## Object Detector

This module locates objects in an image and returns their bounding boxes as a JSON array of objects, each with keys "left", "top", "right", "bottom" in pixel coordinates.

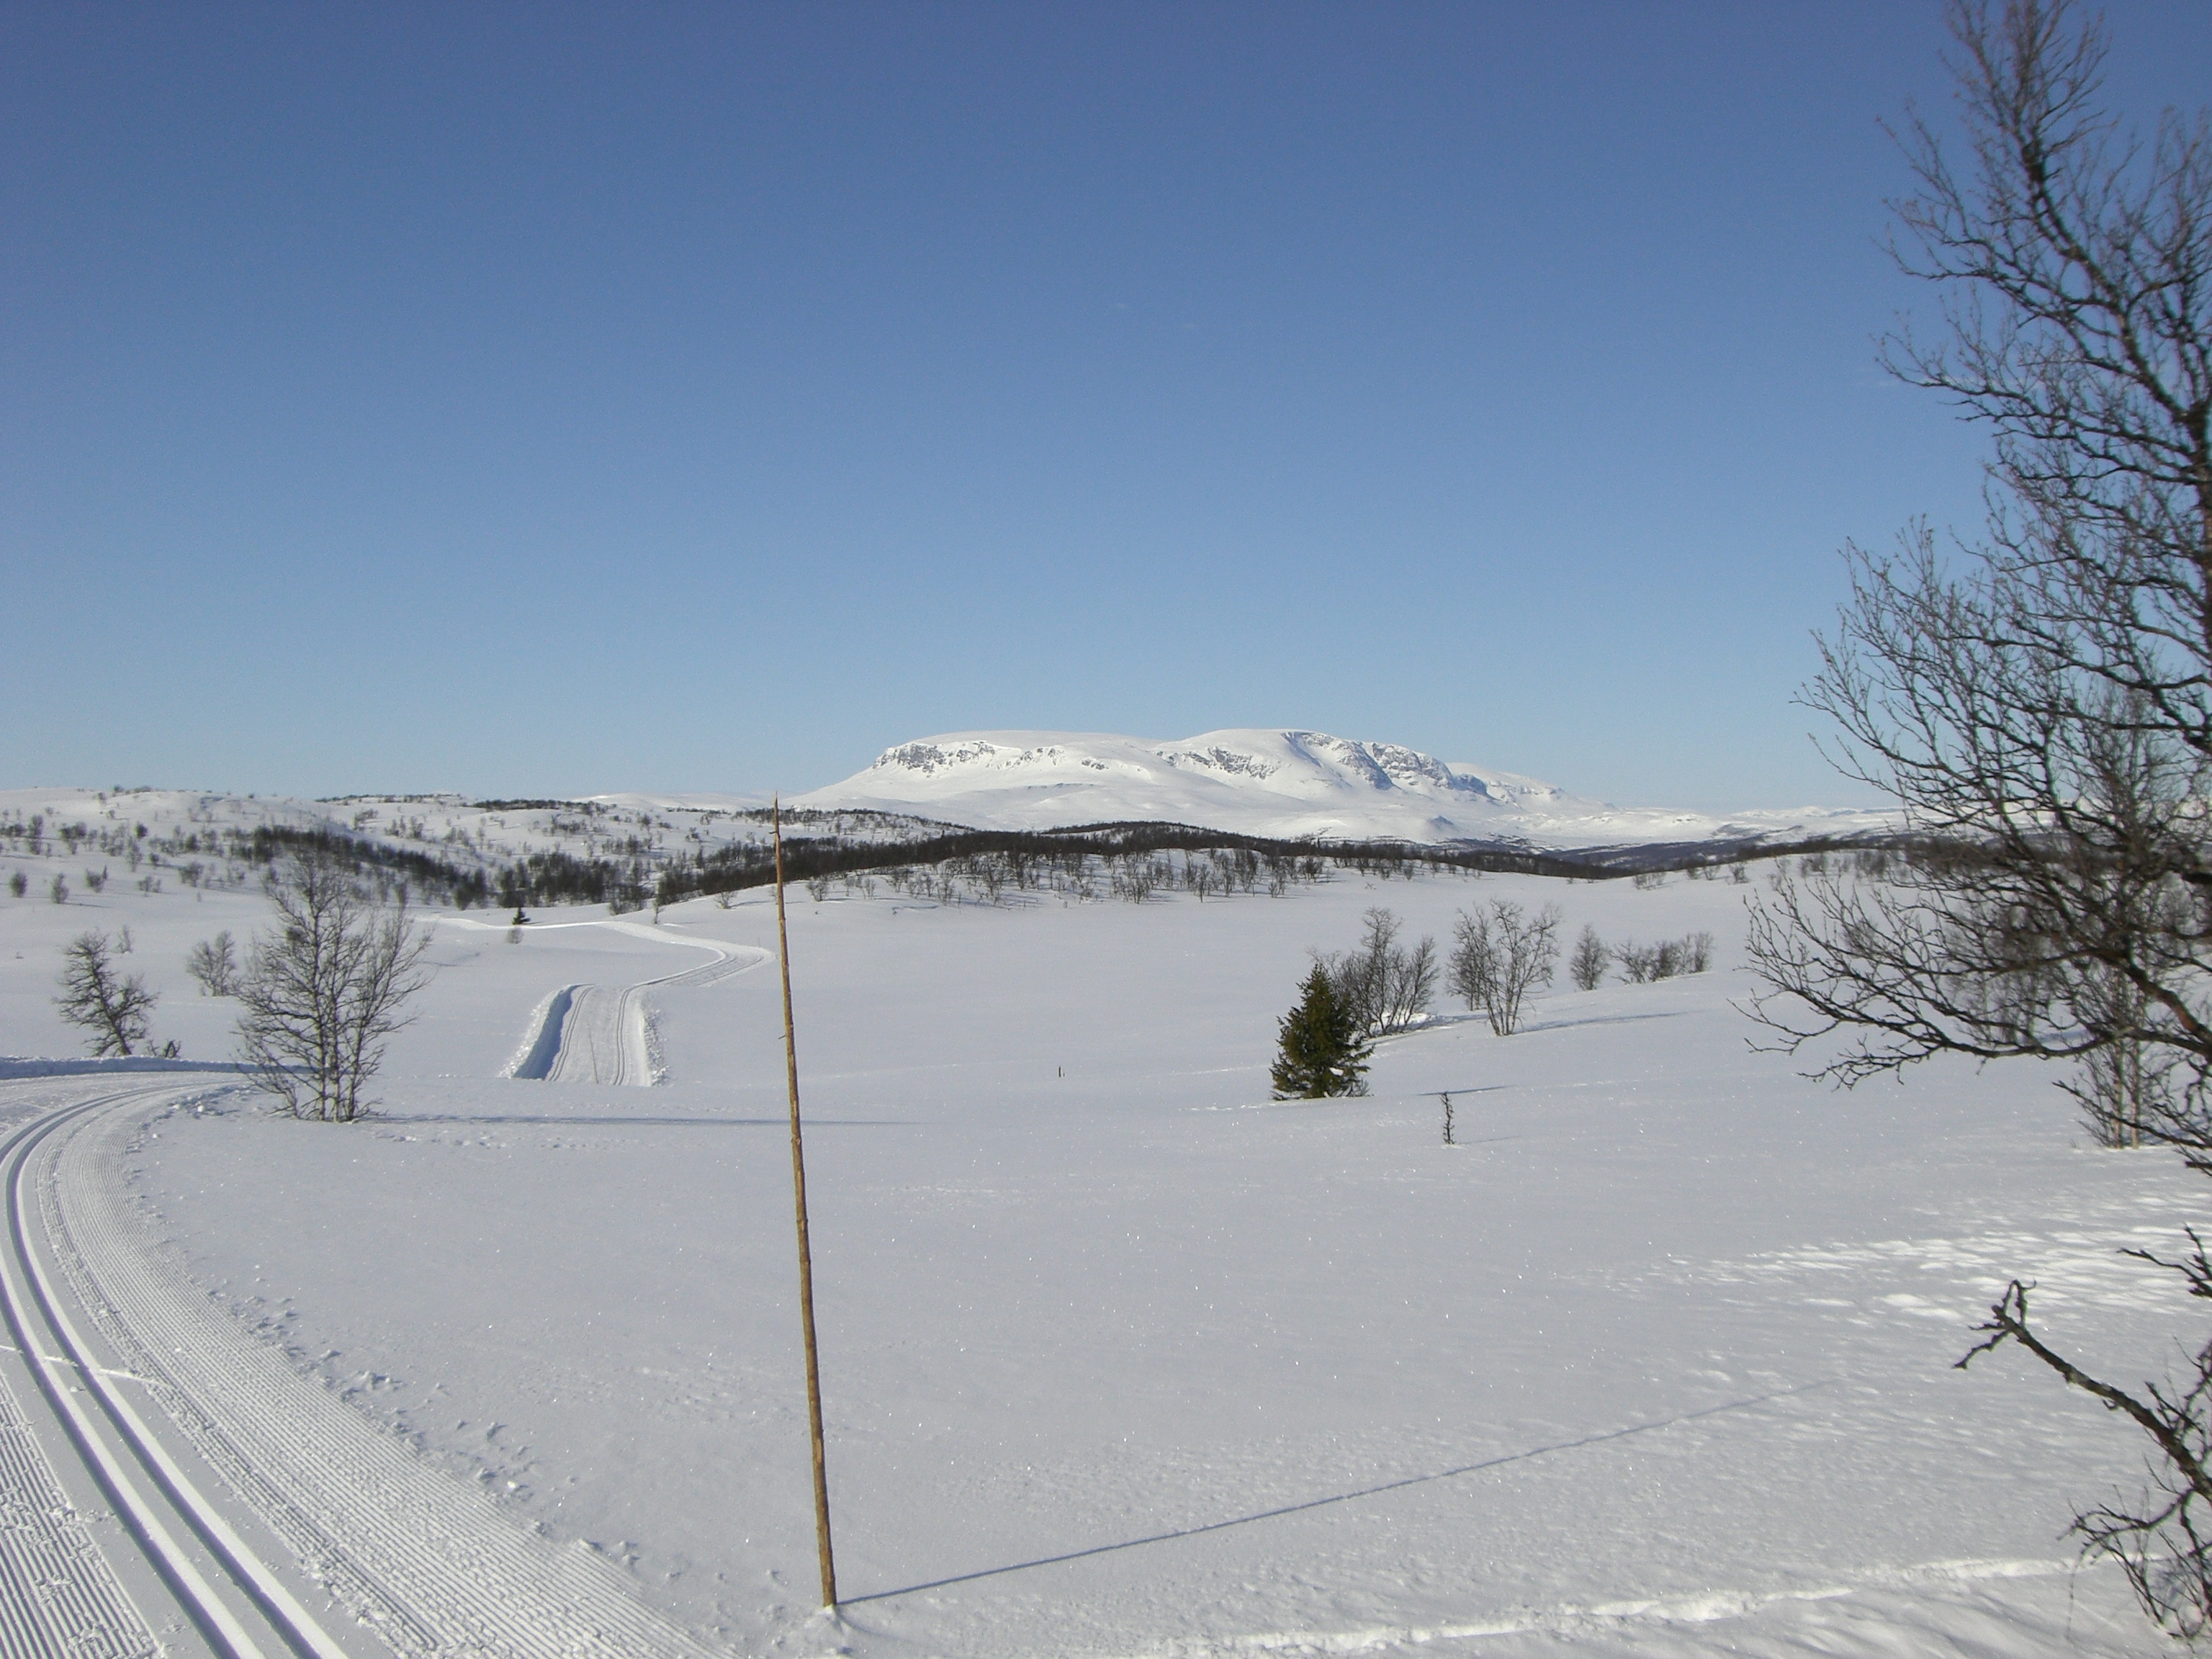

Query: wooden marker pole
[{"left": 774, "top": 801, "right": 837, "bottom": 1609}]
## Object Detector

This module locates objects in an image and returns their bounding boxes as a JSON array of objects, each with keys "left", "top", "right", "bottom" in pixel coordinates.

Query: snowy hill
[
  {"left": 796, "top": 729, "right": 1891, "bottom": 850},
  {"left": 0, "top": 786, "right": 956, "bottom": 915}
]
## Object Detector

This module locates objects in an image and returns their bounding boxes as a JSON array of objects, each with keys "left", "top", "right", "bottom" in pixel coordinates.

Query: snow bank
[{"left": 0, "top": 1056, "right": 240, "bottom": 1079}]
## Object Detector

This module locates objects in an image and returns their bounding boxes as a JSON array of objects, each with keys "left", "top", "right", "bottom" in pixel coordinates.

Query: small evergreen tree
[{"left": 1270, "top": 964, "right": 1372, "bottom": 1099}]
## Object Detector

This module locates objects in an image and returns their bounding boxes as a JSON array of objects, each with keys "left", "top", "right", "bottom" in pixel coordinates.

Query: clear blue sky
[{"left": 6, "top": 2, "right": 2207, "bottom": 809}]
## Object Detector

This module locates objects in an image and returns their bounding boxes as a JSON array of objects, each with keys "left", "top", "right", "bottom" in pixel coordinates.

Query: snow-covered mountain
[
  {"left": 796, "top": 729, "right": 1891, "bottom": 850},
  {"left": 0, "top": 732, "right": 1887, "bottom": 874}
]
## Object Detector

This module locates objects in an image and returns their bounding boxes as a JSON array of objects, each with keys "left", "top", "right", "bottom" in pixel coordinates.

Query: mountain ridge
[{"left": 795, "top": 728, "right": 1889, "bottom": 850}]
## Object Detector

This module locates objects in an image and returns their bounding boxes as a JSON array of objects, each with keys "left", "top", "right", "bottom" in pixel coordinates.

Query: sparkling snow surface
[{"left": 0, "top": 842, "right": 2192, "bottom": 1657}]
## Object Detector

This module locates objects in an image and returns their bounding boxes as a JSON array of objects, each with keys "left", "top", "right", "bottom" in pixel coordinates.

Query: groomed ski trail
[
  {"left": 461, "top": 919, "right": 768, "bottom": 1087},
  {"left": 31, "top": 1084, "right": 728, "bottom": 1658},
  {"left": 0, "top": 1083, "right": 188, "bottom": 1658}
]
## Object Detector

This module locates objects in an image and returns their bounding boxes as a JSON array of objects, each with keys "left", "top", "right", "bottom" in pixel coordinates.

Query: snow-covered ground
[
  {"left": 797, "top": 729, "right": 1894, "bottom": 850},
  {"left": 0, "top": 836, "right": 2194, "bottom": 1656}
]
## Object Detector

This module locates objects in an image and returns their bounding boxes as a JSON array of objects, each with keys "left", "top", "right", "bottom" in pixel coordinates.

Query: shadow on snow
[{"left": 845, "top": 1381, "right": 1835, "bottom": 1607}]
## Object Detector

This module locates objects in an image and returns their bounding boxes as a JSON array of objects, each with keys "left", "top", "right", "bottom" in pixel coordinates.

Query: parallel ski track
[
  {"left": 0, "top": 1084, "right": 169, "bottom": 1659},
  {"left": 0, "top": 1352, "right": 160, "bottom": 1659},
  {"left": 0, "top": 1082, "right": 301, "bottom": 1658},
  {"left": 16, "top": 1085, "right": 725, "bottom": 1659},
  {"left": 495, "top": 924, "right": 767, "bottom": 1087},
  {"left": 539, "top": 984, "right": 647, "bottom": 1087}
]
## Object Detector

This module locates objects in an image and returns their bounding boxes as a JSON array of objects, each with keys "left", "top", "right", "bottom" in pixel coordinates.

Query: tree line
[{"left": 1273, "top": 902, "right": 1719, "bottom": 1097}]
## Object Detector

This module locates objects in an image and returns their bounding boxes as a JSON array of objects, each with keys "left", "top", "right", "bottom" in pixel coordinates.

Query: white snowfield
[
  {"left": 795, "top": 728, "right": 1893, "bottom": 850},
  {"left": 0, "top": 829, "right": 2192, "bottom": 1656}
]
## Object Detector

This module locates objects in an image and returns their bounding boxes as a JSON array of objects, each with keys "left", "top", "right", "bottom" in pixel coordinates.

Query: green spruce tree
[{"left": 1271, "top": 963, "right": 1372, "bottom": 1099}]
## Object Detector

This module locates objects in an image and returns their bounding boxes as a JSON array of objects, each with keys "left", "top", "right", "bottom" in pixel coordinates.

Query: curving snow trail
[
  {"left": 1, "top": 1079, "right": 727, "bottom": 1658},
  {"left": 460, "top": 920, "right": 768, "bottom": 1087},
  {"left": 0, "top": 1082, "right": 202, "bottom": 1658},
  {"left": 0, "top": 917, "right": 774, "bottom": 1653}
]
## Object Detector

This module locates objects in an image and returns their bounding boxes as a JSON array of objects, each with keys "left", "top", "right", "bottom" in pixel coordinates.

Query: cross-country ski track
[
  {"left": 475, "top": 919, "right": 770, "bottom": 1087},
  {"left": 0, "top": 917, "right": 765, "bottom": 1655}
]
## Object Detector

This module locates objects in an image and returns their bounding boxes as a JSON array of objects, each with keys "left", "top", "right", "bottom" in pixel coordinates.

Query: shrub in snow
[
  {"left": 186, "top": 930, "right": 238, "bottom": 997},
  {"left": 1617, "top": 932, "right": 1714, "bottom": 984},
  {"left": 1449, "top": 899, "right": 1560, "bottom": 1035},
  {"left": 1321, "top": 907, "right": 1437, "bottom": 1035},
  {"left": 1569, "top": 925, "right": 1610, "bottom": 992}
]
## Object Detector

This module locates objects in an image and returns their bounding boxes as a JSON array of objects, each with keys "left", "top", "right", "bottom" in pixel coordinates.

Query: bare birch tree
[
  {"left": 1450, "top": 900, "right": 1560, "bottom": 1035},
  {"left": 1569, "top": 925, "right": 1611, "bottom": 992},
  {"left": 236, "top": 853, "right": 433, "bottom": 1122},
  {"left": 1746, "top": 0, "right": 2212, "bottom": 1632},
  {"left": 1323, "top": 907, "right": 1437, "bottom": 1035},
  {"left": 55, "top": 931, "right": 156, "bottom": 1057},
  {"left": 186, "top": 930, "right": 238, "bottom": 997}
]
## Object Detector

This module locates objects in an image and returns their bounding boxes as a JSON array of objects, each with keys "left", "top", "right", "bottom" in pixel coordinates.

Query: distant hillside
[
  {"left": 0, "top": 741, "right": 1892, "bottom": 918},
  {"left": 0, "top": 788, "right": 946, "bottom": 914}
]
